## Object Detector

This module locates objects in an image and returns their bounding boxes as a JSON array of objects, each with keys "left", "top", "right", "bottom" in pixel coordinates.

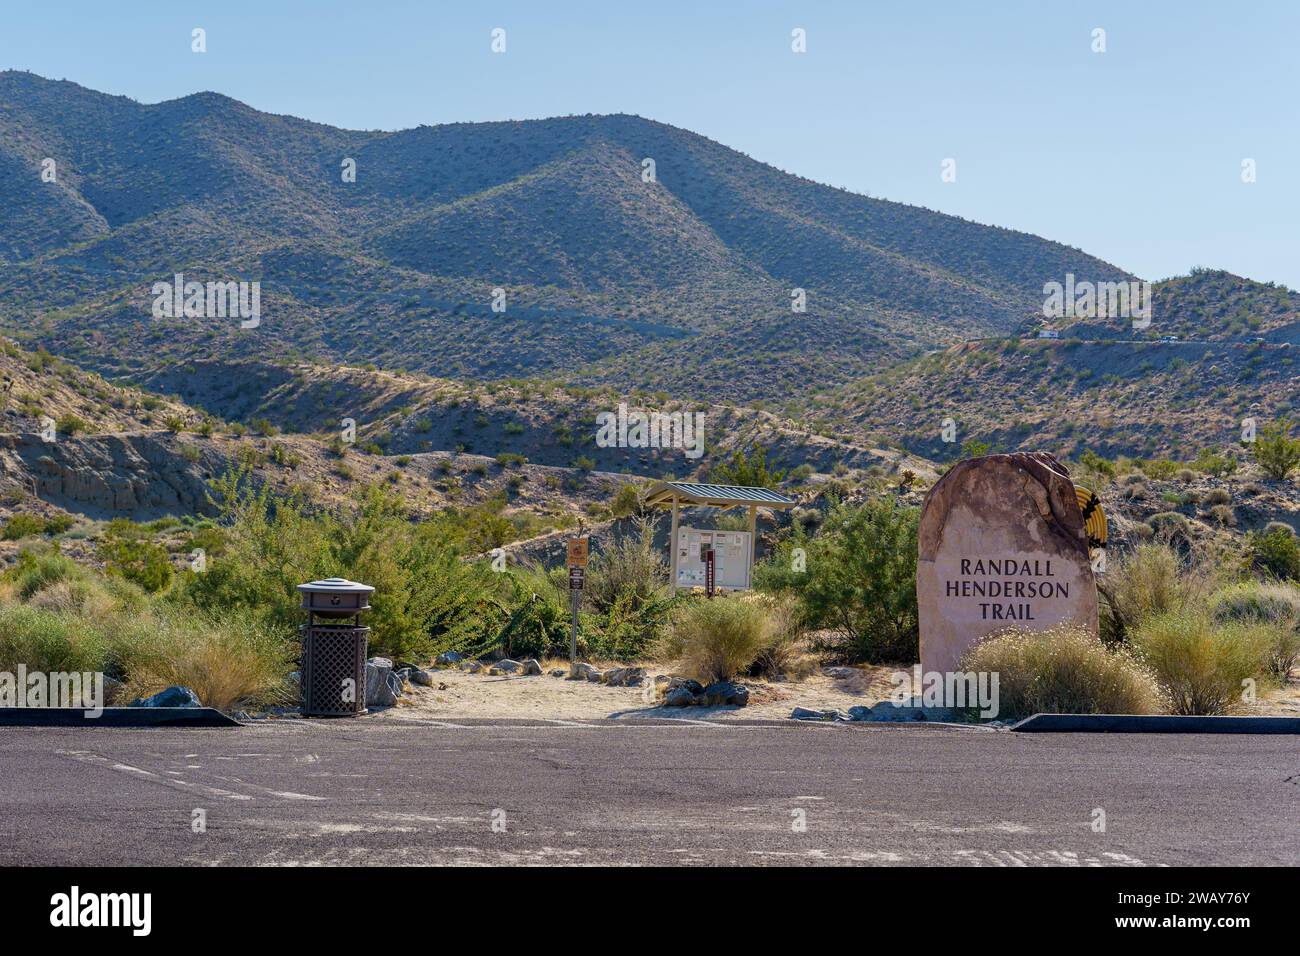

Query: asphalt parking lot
[{"left": 3, "top": 718, "right": 1297, "bottom": 866}]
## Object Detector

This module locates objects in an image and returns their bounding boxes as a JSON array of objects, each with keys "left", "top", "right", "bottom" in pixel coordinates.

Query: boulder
[
  {"left": 855, "top": 699, "right": 954, "bottom": 722},
  {"left": 130, "top": 685, "right": 201, "bottom": 708},
  {"left": 790, "top": 706, "right": 844, "bottom": 721},
  {"left": 568, "top": 662, "right": 601, "bottom": 681},
  {"left": 549, "top": 669, "right": 568, "bottom": 678},
  {"left": 664, "top": 687, "right": 698, "bottom": 707},
  {"left": 492, "top": 659, "right": 523, "bottom": 674},
  {"left": 408, "top": 668, "right": 435, "bottom": 687},
  {"left": 365, "top": 657, "right": 399, "bottom": 708},
  {"left": 458, "top": 660, "right": 483, "bottom": 673},
  {"left": 701, "top": 681, "right": 748, "bottom": 707},
  {"left": 521, "top": 658, "right": 543, "bottom": 676},
  {"left": 663, "top": 677, "right": 704, "bottom": 696},
  {"left": 435, "top": 651, "right": 463, "bottom": 666},
  {"left": 602, "top": 666, "right": 647, "bottom": 687}
]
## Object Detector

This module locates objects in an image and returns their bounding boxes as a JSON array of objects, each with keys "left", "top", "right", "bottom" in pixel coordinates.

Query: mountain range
[
  {"left": 0, "top": 69, "right": 1137, "bottom": 403},
  {"left": 0, "top": 70, "right": 1295, "bottom": 466}
]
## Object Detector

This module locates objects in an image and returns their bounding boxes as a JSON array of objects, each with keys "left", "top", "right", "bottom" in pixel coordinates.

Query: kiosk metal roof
[{"left": 643, "top": 481, "right": 797, "bottom": 509}]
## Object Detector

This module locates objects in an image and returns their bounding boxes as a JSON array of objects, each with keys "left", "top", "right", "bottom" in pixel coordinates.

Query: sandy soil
[
  {"left": 373, "top": 664, "right": 904, "bottom": 722},
  {"left": 372, "top": 662, "right": 1300, "bottom": 722}
]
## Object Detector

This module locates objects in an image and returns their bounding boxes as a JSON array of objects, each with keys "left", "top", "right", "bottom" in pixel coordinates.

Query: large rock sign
[{"left": 917, "top": 452, "right": 1099, "bottom": 675}]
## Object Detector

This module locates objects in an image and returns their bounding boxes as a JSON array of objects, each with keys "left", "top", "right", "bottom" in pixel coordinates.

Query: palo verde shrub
[
  {"left": 1131, "top": 609, "right": 1271, "bottom": 714},
  {"left": 581, "top": 518, "right": 674, "bottom": 658},
  {"left": 960, "top": 625, "right": 1164, "bottom": 719},
  {"left": 757, "top": 496, "right": 918, "bottom": 663}
]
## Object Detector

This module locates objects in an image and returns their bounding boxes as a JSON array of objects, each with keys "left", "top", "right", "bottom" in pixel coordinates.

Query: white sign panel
[{"left": 674, "top": 527, "right": 752, "bottom": 591}]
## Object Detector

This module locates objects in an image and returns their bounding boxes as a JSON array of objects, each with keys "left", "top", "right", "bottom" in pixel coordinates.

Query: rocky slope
[{"left": 0, "top": 70, "right": 1131, "bottom": 403}]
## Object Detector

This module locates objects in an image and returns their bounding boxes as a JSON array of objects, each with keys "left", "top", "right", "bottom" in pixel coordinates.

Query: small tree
[
  {"left": 55, "top": 413, "right": 87, "bottom": 436},
  {"left": 757, "top": 497, "right": 919, "bottom": 662},
  {"left": 709, "top": 444, "right": 785, "bottom": 489},
  {"left": 1253, "top": 418, "right": 1300, "bottom": 480}
]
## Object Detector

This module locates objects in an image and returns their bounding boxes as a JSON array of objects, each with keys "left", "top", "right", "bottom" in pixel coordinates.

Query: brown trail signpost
[{"left": 567, "top": 535, "right": 588, "bottom": 669}]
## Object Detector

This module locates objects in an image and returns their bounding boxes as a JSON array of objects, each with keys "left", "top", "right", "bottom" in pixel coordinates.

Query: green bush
[
  {"left": 99, "top": 524, "right": 173, "bottom": 593},
  {"left": 1098, "top": 542, "right": 1202, "bottom": 643},
  {"left": 708, "top": 444, "right": 785, "bottom": 489},
  {"left": 608, "top": 483, "right": 643, "bottom": 518},
  {"left": 1253, "top": 418, "right": 1300, "bottom": 480},
  {"left": 0, "top": 603, "right": 109, "bottom": 674},
  {"left": 179, "top": 473, "right": 500, "bottom": 661},
  {"left": 960, "top": 625, "right": 1164, "bottom": 719},
  {"left": 1132, "top": 609, "right": 1271, "bottom": 714},
  {"left": 5, "top": 547, "right": 84, "bottom": 600},
  {"left": 582, "top": 518, "right": 674, "bottom": 658},
  {"left": 1250, "top": 527, "right": 1300, "bottom": 581},
  {"left": 1, "top": 513, "right": 50, "bottom": 540},
  {"left": 757, "top": 497, "right": 918, "bottom": 662},
  {"left": 55, "top": 413, "right": 87, "bottom": 436},
  {"left": 491, "top": 568, "right": 570, "bottom": 660}
]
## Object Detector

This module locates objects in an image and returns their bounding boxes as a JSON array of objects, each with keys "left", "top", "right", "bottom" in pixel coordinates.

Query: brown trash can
[{"left": 297, "top": 578, "right": 374, "bottom": 717}]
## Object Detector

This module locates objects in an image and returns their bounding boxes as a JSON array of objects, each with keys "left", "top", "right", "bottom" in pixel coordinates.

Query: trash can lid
[{"left": 296, "top": 577, "right": 375, "bottom": 595}]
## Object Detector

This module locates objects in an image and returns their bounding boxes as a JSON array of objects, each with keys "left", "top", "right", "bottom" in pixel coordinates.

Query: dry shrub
[
  {"left": 1099, "top": 542, "right": 1215, "bottom": 642},
  {"left": 663, "top": 595, "right": 786, "bottom": 684},
  {"left": 748, "top": 594, "right": 806, "bottom": 679},
  {"left": 116, "top": 609, "right": 295, "bottom": 711},
  {"left": 1131, "top": 609, "right": 1271, "bottom": 714},
  {"left": 1209, "top": 581, "right": 1300, "bottom": 679},
  {"left": 960, "top": 625, "right": 1164, "bottom": 719},
  {"left": 28, "top": 578, "right": 118, "bottom": 620}
]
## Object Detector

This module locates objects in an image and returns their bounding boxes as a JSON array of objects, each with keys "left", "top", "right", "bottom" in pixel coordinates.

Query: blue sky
[{"left": 4, "top": 1, "right": 1296, "bottom": 287}]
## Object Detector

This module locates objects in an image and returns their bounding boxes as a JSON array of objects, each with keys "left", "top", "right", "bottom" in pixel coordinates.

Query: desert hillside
[{"left": 0, "top": 70, "right": 1130, "bottom": 402}]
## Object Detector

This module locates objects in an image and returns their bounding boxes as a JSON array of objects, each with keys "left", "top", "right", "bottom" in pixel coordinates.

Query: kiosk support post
[{"left": 668, "top": 496, "right": 680, "bottom": 595}]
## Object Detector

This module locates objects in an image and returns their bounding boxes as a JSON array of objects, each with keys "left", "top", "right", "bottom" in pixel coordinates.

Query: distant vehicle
[
  {"left": 1159, "top": 335, "right": 1179, "bottom": 343},
  {"left": 1037, "top": 329, "right": 1060, "bottom": 339}
]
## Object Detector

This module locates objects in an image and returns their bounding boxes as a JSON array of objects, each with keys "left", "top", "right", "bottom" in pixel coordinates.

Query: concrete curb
[
  {"left": 1011, "top": 713, "right": 1300, "bottom": 734},
  {"left": 0, "top": 707, "right": 241, "bottom": 728}
]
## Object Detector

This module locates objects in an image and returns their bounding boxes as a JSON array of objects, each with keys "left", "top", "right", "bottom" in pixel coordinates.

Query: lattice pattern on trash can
[
  {"left": 297, "top": 578, "right": 374, "bottom": 718},
  {"left": 301, "top": 625, "right": 369, "bottom": 716}
]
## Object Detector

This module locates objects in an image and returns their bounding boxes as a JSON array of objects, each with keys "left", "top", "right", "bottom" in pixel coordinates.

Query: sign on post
[{"left": 566, "top": 536, "right": 588, "bottom": 669}]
